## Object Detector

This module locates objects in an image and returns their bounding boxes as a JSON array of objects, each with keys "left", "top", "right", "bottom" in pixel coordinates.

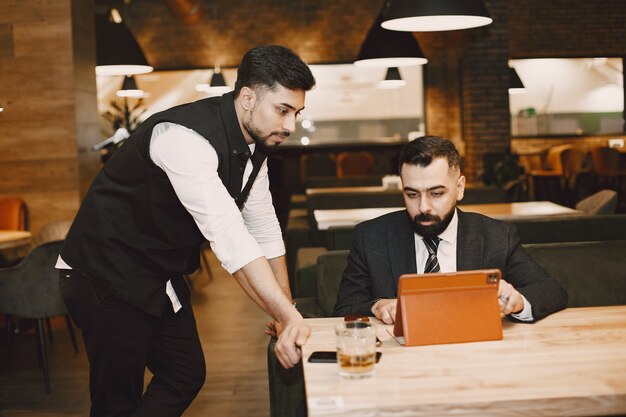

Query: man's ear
[
  {"left": 457, "top": 174, "right": 466, "bottom": 201},
  {"left": 239, "top": 86, "right": 256, "bottom": 111}
]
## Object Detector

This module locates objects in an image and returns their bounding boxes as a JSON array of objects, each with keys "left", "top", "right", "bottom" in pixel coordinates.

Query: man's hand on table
[
  {"left": 498, "top": 279, "right": 524, "bottom": 315},
  {"left": 272, "top": 317, "right": 310, "bottom": 368},
  {"left": 371, "top": 298, "right": 397, "bottom": 324}
]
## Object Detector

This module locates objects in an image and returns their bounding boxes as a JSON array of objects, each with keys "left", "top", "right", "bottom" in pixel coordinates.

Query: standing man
[
  {"left": 333, "top": 136, "right": 567, "bottom": 323},
  {"left": 58, "top": 45, "right": 315, "bottom": 416}
]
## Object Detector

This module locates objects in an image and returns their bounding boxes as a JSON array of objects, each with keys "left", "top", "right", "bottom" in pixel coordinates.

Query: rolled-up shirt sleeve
[
  {"left": 150, "top": 122, "right": 266, "bottom": 274},
  {"left": 241, "top": 159, "right": 286, "bottom": 260}
]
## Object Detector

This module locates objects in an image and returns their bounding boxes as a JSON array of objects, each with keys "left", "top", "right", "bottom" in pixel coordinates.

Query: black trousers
[{"left": 59, "top": 270, "right": 206, "bottom": 417}]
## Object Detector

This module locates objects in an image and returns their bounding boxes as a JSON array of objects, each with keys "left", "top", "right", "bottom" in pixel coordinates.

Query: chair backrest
[
  {"left": 560, "top": 147, "right": 587, "bottom": 179},
  {"left": 524, "top": 240, "right": 626, "bottom": 307},
  {"left": 316, "top": 250, "right": 349, "bottom": 316},
  {"left": 29, "top": 220, "right": 72, "bottom": 249},
  {"left": 509, "top": 214, "right": 626, "bottom": 244},
  {"left": 0, "top": 197, "right": 29, "bottom": 230},
  {"left": 590, "top": 146, "right": 620, "bottom": 175},
  {"left": 544, "top": 144, "right": 573, "bottom": 173},
  {"left": 299, "top": 153, "right": 336, "bottom": 183},
  {"left": 0, "top": 240, "right": 67, "bottom": 318},
  {"left": 575, "top": 189, "right": 618, "bottom": 215},
  {"left": 336, "top": 151, "right": 374, "bottom": 178}
]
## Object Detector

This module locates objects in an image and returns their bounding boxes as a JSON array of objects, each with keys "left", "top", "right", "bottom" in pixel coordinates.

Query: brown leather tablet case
[{"left": 392, "top": 269, "right": 503, "bottom": 346}]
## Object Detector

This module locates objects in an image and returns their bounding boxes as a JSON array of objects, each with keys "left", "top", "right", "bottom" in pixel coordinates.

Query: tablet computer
[{"left": 392, "top": 269, "right": 503, "bottom": 346}]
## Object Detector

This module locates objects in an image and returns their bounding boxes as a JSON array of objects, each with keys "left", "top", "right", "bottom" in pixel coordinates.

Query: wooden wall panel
[{"left": 0, "top": 0, "right": 98, "bottom": 234}]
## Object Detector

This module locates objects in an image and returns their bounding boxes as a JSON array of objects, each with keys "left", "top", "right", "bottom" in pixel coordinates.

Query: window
[{"left": 510, "top": 58, "right": 624, "bottom": 137}]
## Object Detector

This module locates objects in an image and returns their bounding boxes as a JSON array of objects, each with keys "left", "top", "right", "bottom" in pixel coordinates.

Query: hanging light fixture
[
  {"left": 195, "top": 67, "right": 232, "bottom": 95},
  {"left": 95, "top": 8, "right": 153, "bottom": 76},
  {"left": 508, "top": 67, "right": 526, "bottom": 94},
  {"left": 378, "top": 67, "right": 407, "bottom": 89},
  {"left": 117, "top": 75, "right": 144, "bottom": 98},
  {"left": 381, "top": 0, "right": 493, "bottom": 32},
  {"left": 354, "top": 9, "right": 427, "bottom": 67}
]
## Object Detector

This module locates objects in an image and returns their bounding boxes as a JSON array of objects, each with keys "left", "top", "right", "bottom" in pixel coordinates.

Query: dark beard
[
  {"left": 411, "top": 205, "right": 456, "bottom": 239},
  {"left": 243, "top": 120, "right": 289, "bottom": 154}
]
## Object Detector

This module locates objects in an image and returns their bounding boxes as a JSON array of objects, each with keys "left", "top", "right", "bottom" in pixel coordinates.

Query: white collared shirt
[
  {"left": 413, "top": 209, "right": 533, "bottom": 321},
  {"left": 57, "top": 122, "right": 285, "bottom": 312}
]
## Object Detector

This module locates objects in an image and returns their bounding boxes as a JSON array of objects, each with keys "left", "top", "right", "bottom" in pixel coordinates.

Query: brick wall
[
  {"left": 126, "top": 0, "right": 383, "bottom": 68},
  {"left": 122, "top": 0, "right": 626, "bottom": 185},
  {"left": 509, "top": 0, "right": 626, "bottom": 58}
]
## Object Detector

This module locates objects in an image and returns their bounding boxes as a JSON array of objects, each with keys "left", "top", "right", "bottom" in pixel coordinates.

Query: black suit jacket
[{"left": 333, "top": 209, "right": 567, "bottom": 321}]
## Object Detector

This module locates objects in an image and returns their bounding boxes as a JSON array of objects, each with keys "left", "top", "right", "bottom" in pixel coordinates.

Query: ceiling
[{"left": 95, "top": 0, "right": 383, "bottom": 70}]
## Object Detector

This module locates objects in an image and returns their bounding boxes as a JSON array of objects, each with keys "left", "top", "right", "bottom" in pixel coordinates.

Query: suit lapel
[
  {"left": 387, "top": 211, "right": 417, "bottom": 293},
  {"left": 456, "top": 209, "right": 484, "bottom": 270}
]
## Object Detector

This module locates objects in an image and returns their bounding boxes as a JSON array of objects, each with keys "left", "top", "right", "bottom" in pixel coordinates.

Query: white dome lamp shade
[{"left": 381, "top": 0, "right": 493, "bottom": 32}]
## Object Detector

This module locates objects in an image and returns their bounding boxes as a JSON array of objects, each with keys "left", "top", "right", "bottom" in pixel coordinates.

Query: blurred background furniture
[
  {"left": 0, "top": 240, "right": 77, "bottom": 394},
  {"left": 299, "top": 153, "right": 336, "bottom": 185},
  {"left": 528, "top": 144, "right": 572, "bottom": 204},
  {"left": 560, "top": 147, "right": 593, "bottom": 206},
  {"left": 574, "top": 189, "right": 618, "bottom": 215},
  {"left": 336, "top": 151, "right": 374, "bottom": 178},
  {"left": 0, "top": 197, "right": 29, "bottom": 231}
]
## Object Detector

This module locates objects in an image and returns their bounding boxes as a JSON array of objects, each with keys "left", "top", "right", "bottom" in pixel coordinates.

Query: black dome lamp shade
[
  {"left": 95, "top": 10, "right": 153, "bottom": 76},
  {"left": 117, "top": 75, "right": 144, "bottom": 98},
  {"left": 195, "top": 67, "right": 232, "bottom": 95},
  {"left": 381, "top": 0, "right": 493, "bottom": 32},
  {"left": 508, "top": 67, "right": 526, "bottom": 94},
  {"left": 355, "top": 10, "right": 427, "bottom": 67},
  {"left": 378, "top": 67, "right": 407, "bottom": 89}
]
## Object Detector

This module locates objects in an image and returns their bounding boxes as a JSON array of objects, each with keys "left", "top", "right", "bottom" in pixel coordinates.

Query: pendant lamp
[
  {"left": 117, "top": 76, "right": 144, "bottom": 98},
  {"left": 378, "top": 67, "right": 407, "bottom": 89},
  {"left": 196, "top": 67, "right": 232, "bottom": 95},
  {"left": 381, "top": 0, "right": 493, "bottom": 32},
  {"left": 95, "top": 8, "right": 153, "bottom": 76},
  {"left": 355, "top": 9, "right": 427, "bottom": 67},
  {"left": 508, "top": 67, "right": 525, "bottom": 94}
]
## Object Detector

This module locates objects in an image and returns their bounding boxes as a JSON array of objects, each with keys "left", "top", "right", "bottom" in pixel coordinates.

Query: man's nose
[
  {"left": 418, "top": 196, "right": 431, "bottom": 213},
  {"left": 283, "top": 115, "right": 296, "bottom": 133}
]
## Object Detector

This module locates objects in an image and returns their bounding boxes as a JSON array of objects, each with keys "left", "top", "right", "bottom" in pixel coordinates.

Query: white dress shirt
[
  {"left": 413, "top": 209, "right": 533, "bottom": 321},
  {"left": 57, "top": 122, "right": 285, "bottom": 312}
]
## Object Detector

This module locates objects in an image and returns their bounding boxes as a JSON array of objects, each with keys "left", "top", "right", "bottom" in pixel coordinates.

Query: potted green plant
[{"left": 99, "top": 97, "right": 146, "bottom": 162}]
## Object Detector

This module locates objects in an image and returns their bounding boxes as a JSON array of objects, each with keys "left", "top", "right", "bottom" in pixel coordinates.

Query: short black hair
[
  {"left": 234, "top": 45, "right": 316, "bottom": 97},
  {"left": 398, "top": 136, "right": 461, "bottom": 172}
]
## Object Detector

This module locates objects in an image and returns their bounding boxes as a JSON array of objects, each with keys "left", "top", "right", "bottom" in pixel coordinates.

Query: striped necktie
[{"left": 423, "top": 237, "right": 441, "bottom": 273}]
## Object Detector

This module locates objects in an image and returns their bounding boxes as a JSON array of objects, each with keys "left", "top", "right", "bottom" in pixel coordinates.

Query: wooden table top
[
  {"left": 313, "top": 201, "right": 584, "bottom": 230},
  {"left": 460, "top": 201, "right": 583, "bottom": 219},
  {"left": 306, "top": 186, "right": 393, "bottom": 196},
  {"left": 0, "top": 230, "right": 31, "bottom": 250},
  {"left": 302, "top": 306, "right": 626, "bottom": 417}
]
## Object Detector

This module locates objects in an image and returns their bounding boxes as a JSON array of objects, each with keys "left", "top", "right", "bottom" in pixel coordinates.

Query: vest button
[
  {"left": 240, "top": 166, "right": 244, "bottom": 172},
  {"left": 245, "top": 151, "right": 251, "bottom": 156},
  {"left": 232, "top": 150, "right": 237, "bottom": 155}
]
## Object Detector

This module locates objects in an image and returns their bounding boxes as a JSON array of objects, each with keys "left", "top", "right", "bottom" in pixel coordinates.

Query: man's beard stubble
[
  {"left": 243, "top": 112, "right": 289, "bottom": 154},
  {"left": 411, "top": 204, "right": 456, "bottom": 239}
]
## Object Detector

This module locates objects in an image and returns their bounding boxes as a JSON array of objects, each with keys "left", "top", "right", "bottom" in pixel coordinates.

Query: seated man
[{"left": 333, "top": 136, "right": 567, "bottom": 323}]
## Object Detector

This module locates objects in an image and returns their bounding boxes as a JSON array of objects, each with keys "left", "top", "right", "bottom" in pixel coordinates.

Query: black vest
[{"left": 61, "top": 92, "right": 267, "bottom": 316}]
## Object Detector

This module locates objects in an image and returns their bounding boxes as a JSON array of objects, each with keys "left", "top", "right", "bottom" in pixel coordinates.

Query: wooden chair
[
  {"left": 529, "top": 145, "right": 572, "bottom": 204},
  {"left": 0, "top": 197, "right": 29, "bottom": 231},
  {"left": 336, "top": 151, "right": 374, "bottom": 178},
  {"left": 0, "top": 240, "right": 77, "bottom": 394},
  {"left": 590, "top": 146, "right": 626, "bottom": 189}
]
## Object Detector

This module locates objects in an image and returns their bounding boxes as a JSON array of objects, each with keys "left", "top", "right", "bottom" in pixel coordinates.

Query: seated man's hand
[
  {"left": 498, "top": 279, "right": 524, "bottom": 315},
  {"left": 371, "top": 298, "right": 397, "bottom": 324},
  {"left": 274, "top": 317, "right": 310, "bottom": 369}
]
